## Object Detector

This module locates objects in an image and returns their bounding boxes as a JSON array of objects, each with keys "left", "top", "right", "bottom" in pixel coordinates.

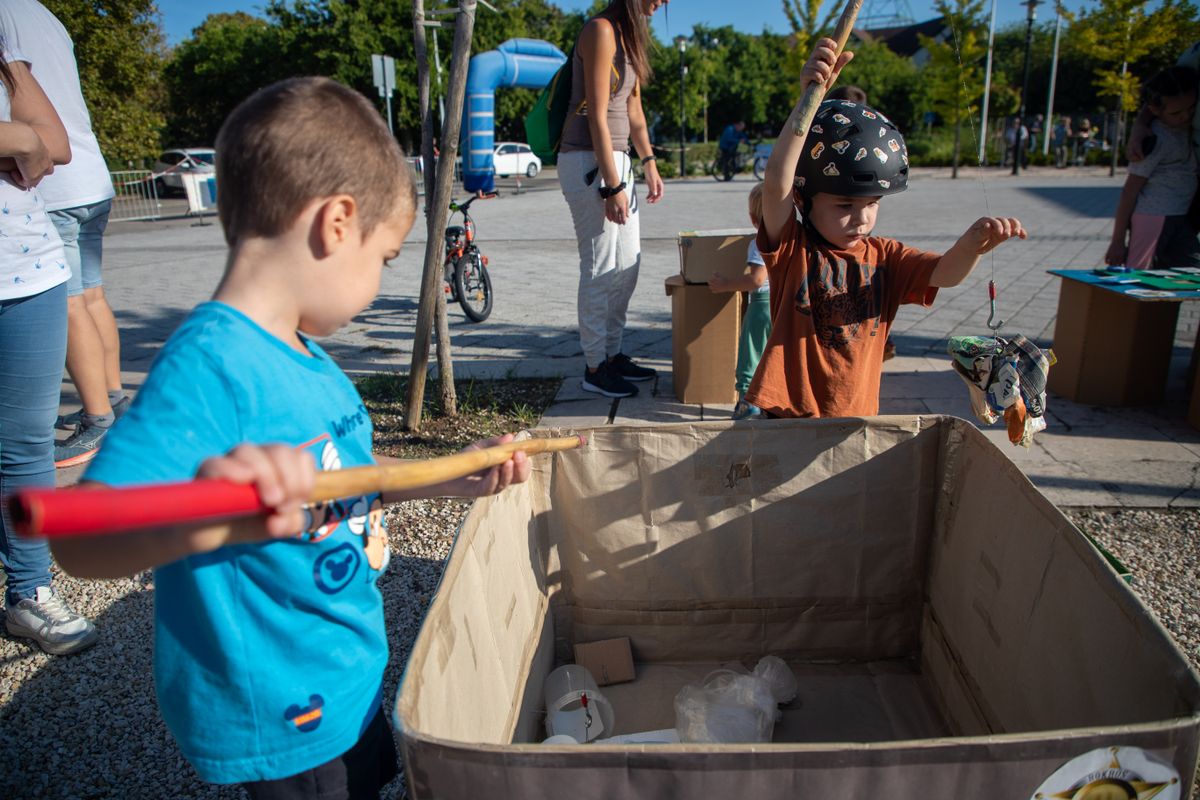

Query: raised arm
[{"left": 761, "top": 39, "right": 852, "bottom": 251}]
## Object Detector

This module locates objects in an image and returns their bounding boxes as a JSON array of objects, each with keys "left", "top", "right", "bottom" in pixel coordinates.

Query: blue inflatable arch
[{"left": 462, "top": 38, "right": 567, "bottom": 193}]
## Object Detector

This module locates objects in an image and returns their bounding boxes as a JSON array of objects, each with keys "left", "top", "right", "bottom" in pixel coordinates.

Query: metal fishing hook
[{"left": 986, "top": 279, "right": 1005, "bottom": 332}]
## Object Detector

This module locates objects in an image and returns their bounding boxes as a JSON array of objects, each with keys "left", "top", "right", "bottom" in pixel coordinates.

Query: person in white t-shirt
[
  {"left": 0, "top": 0, "right": 125, "bottom": 469},
  {"left": 0, "top": 36, "right": 100, "bottom": 655}
]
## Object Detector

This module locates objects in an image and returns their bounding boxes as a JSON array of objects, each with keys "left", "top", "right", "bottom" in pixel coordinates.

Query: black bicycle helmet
[{"left": 796, "top": 100, "right": 909, "bottom": 197}]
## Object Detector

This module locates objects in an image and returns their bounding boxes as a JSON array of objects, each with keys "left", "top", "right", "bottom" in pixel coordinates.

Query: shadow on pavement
[{"left": 1017, "top": 185, "right": 1121, "bottom": 219}]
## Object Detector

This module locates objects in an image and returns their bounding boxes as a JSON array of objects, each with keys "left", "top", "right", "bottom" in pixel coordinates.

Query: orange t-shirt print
[{"left": 745, "top": 209, "right": 941, "bottom": 418}]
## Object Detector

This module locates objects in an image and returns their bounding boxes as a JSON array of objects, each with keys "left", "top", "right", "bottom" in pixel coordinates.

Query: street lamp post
[
  {"left": 1013, "top": 0, "right": 1040, "bottom": 176},
  {"left": 675, "top": 35, "right": 688, "bottom": 178}
]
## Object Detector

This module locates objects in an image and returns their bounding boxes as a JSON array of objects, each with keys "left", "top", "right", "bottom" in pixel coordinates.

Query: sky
[{"left": 157, "top": 0, "right": 1085, "bottom": 47}]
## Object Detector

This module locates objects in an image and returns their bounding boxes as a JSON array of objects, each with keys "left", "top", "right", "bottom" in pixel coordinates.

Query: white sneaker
[{"left": 6, "top": 586, "right": 98, "bottom": 655}]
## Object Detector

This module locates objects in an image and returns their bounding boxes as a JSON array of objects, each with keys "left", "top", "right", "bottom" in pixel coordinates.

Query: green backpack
[{"left": 525, "top": 48, "right": 576, "bottom": 164}]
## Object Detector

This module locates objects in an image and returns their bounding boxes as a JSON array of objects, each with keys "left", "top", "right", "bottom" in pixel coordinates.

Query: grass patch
[{"left": 356, "top": 372, "right": 562, "bottom": 460}]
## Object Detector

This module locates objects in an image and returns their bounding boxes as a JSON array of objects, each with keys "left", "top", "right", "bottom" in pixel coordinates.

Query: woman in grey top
[{"left": 558, "top": 0, "right": 666, "bottom": 399}]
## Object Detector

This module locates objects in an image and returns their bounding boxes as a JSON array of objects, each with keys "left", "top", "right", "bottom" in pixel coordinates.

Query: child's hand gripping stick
[
  {"left": 790, "top": 0, "right": 865, "bottom": 140},
  {"left": 8, "top": 435, "right": 587, "bottom": 540}
]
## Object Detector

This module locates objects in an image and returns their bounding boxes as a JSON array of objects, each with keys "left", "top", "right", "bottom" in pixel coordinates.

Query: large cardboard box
[
  {"left": 394, "top": 418, "right": 1200, "bottom": 799},
  {"left": 677, "top": 229, "right": 756, "bottom": 284},
  {"left": 665, "top": 275, "right": 740, "bottom": 405}
]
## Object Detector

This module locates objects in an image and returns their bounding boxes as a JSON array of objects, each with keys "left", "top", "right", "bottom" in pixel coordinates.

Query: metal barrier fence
[{"left": 109, "top": 170, "right": 160, "bottom": 222}]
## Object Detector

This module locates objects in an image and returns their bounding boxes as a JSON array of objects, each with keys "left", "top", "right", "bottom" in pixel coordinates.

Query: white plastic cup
[{"left": 543, "top": 665, "right": 615, "bottom": 743}]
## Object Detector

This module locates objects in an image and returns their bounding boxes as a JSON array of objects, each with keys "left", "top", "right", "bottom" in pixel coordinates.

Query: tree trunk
[
  {"left": 413, "top": 0, "right": 458, "bottom": 418},
  {"left": 406, "top": 0, "right": 476, "bottom": 430},
  {"left": 435, "top": 288, "right": 457, "bottom": 415}
]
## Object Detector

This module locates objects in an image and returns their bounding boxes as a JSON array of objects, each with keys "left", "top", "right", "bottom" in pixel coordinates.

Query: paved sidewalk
[{"left": 64, "top": 167, "right": 1200, "bottom": 507}]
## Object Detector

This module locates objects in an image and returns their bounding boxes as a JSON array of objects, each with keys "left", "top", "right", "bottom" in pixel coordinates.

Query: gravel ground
[{"left": 1, "top": 487, "right": 1197, "bottom": 798}]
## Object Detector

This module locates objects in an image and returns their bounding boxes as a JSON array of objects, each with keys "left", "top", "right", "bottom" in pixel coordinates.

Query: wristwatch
[{"left": 599, "top": 182, "right": 627, "bottom": 199}]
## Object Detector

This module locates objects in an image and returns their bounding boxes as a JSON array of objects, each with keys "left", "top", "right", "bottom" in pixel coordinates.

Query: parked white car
[
  {"left": 493, "top": 142, "right": 540, "bottom": 178},
  {"left": 151, "top": 148, "right": 216, "bottom": 192}
]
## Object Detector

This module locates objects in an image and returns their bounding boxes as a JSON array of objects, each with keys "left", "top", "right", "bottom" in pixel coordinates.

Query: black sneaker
[
  {"left": 581, "top": 363, "right": 637, "bottom": 398},
  {"left": 609, "top": 353, "right": 656, "bottom": 382}
]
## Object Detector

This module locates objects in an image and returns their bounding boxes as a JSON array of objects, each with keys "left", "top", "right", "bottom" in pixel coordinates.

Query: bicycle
[
  {"left": 443, "top": 193, "right": 494, "bottom": 323},
  {"left": 708, "top": 140, "right": 768, "bottom": 182}
]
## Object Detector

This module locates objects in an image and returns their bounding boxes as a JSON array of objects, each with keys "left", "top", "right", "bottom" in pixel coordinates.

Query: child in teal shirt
[{"left": 53, "top": 77, "right": 531, "bottom": 797}]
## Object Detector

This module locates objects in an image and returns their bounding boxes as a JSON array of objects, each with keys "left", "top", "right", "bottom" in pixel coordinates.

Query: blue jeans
[
  {"left": 50, "top": 199, "right": 112, "bottom": 298},
  {"left": 0, "top": 282, "right": 67, "bottom": 603}
]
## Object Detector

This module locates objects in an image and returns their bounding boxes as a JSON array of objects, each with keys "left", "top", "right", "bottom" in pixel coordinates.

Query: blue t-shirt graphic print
[{"left": 85, "top": 302, "right": 389, "bottom": 784}]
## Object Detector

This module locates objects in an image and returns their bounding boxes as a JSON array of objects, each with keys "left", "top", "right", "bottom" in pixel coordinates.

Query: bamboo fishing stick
[{"left": 9, "top": 435, "right": 585, "bottom": 540}]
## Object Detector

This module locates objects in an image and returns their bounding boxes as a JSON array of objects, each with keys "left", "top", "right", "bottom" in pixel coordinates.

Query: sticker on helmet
[
  {"left": 810, "top": 142, "right": 825, "bottom": 159},
  {"left": 901, "top": 153, "right": 909, "bottom": 165},
  {"left": 832, "top": 113, "right": 851, "bottom": 125},
  {"left": 888, "top": 139, "right": 901, "bottom": 152},
  {"left": 822, "top": 162, "right": 840, "bottom": 177},
  {"left": 854, "top": 147, "right": 868, "bottom": 161},
  {"left": 839, "top": 101, "right": 857, "bottom": 107},
  {"left": 878, "top": 179, "right": 891, "bottom": 189},
  {"left": 811, "top": 124, "right": 823, "bottom": 134},
  {"left": 879, "top": 127, "right": 887, "bottom": 137},
  {"left": 861, "top": 109, "right": 877, "bottom": 120},
  {"left": 796, "top": 176, "right": 806, "bottom": 188},
  {"left": 831, "top": 140, "right": 851, "bottom": 154},
  {"left": 873, "top": 147, "right": 888, "bottom": 163}
]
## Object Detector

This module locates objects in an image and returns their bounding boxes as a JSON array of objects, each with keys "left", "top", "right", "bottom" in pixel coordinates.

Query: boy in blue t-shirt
[{"left": 51, "top": 77, "right": 531, "bottom": 797}]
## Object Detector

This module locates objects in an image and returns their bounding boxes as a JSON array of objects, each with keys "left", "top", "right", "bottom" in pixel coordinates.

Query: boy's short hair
[
  {"left": 748, "top": 182, "right": 764, "bottom": 227},
  {"left": 215, "top": 77, "right": 416, "bottom": 247},
  {"left": 827, "top": 85, "right": 868, "bottom": 105}
]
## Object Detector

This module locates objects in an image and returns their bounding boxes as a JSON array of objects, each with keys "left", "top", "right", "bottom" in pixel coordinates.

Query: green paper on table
[{"left": 1094, "top": 269, "right": 1200, "bottom": 291}]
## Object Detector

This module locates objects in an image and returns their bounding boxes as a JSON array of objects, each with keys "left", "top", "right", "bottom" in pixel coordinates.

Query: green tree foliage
[
  {"left": 919, "top": 0, "right": 987, "bottom": 173},
  {"left": 782, "top": 0, "right": 842, "bottom": 96},
  {"left": 44, "top": 0, "right": 166, "bottom": 164},
  {"left": 163, "top": 13, "right": 286, "bottom": 147},
  {"left": 1068, "top": 0, "right": 1200, "bottom": 114},
  {"left": 164, "top": 0, "right": 584, "bottom": 151},
  {"left": 781, "top": 0, "right": 839, "bottom": 57},
  {"left": 837, "top": 38, "right": 922, "bottom": 130}
]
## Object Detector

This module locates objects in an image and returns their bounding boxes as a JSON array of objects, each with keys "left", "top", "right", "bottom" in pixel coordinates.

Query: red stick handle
[{"left": 9, "top": 480, "right": 268, "bottom": 539}]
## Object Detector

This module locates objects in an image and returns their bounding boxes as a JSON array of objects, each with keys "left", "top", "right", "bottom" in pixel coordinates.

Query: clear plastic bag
[
  {"left": 752, "top": 655, "right": 798, "bottom": 704},
  {"left": 674, "top": 658, "right": 797, "bottom": 744}
]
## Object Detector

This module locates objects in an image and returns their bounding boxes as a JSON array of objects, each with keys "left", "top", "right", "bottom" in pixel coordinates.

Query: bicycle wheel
[
  {"left": 454, "top": 252, "right": 493, "bottom": 323},
  {"left": 708, "top": 159, "right": 723, "bottom": 181},
  {"left": 753, "top": 156, "right": 767, "bottom": 181}
]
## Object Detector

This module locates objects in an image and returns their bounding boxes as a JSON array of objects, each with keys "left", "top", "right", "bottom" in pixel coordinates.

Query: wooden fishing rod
[
  {"left": 790, "top": 0, "right": 865, "bottom": 140},
  {"left": 8, "top": 435, "right": 585, "bottom": 540}
]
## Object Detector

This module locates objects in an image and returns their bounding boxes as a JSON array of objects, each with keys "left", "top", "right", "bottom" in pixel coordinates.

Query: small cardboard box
[
  {"left": 574, "top": 637, "right": 636, "bottom": 686},
  {"left": 395, "top": 418, "right": 1200, "bottom": 799},
  {"left": 677, "top": 229, "right": 756, "bottom": 284},
  {"left": 665, "top": 275, "right": 740, "bottom": 405},
  {"left": 1048, "top": 277, "right": 1181, "bottom": 405}
]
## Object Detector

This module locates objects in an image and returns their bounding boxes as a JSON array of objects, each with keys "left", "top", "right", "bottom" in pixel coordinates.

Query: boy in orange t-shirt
[{"left": 744, "top": 40, "right": 1028, "bottom": 419}]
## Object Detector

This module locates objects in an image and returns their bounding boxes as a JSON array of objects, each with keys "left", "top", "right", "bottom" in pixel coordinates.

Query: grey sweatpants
[{"left": 558, "top": 149, "right": 641, "bottom": 369}]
